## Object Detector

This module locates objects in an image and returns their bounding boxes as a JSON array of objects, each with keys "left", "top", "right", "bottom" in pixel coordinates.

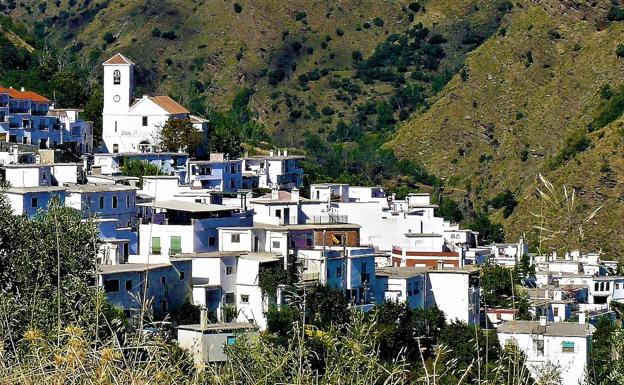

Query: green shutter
[
  {"left": 151, "top": 237, "right": 161, "bottom": 254},
  {"left": 170, "top": 236, "right": 181, "bottom": 254}
]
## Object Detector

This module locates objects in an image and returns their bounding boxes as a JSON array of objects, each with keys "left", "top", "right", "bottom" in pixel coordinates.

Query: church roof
[
  {"left": 148, "top": 96, "right": 189, "bottom": 114},
  {"left": 103, "top": 53, "right": 135, "bottom": 65}
]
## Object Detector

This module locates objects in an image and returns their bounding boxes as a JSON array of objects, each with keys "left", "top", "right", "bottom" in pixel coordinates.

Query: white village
[{"left": 0, "top": 53, "right": 618, "bottom": 385}]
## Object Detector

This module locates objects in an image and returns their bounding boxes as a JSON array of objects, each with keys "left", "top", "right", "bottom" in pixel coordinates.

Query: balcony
[
  {"left": 9, "top": 109, "right": 29, "bottom": 114},
  {"left": 31, "top": 110, "right": 47, "bottom": 116},
  {"left": 305, "top": 214, "right": 349, "bottom": 224},
  {"left": 169, "top": 247, "right": 182, "bottom": 255},
  {"left": 151, "top": 247, "right": 161, "bottom": 255}
]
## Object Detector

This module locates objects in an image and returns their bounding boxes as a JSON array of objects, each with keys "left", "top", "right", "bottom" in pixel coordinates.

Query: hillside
[
  {"left": 3, "top": 0, "right": 624, "bottom": 257},
  {"left": 390, "top": 1, "right": 624, "bottom": 257}
]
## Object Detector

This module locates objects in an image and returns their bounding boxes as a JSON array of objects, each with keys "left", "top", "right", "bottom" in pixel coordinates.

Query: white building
[
  {"left": 426, "top": 265, "right": 481, "bottom": 324},
  {"left": 242, "top": 150, "right": 304, "bottom": 189},
  {"left": 101, "top": 53, "right": 208, "bottom": 153},
  {"left": 378, "top": 266, "right": 426, "bottom": 309},
  {"left": 497, "top": 318, "right": 594, "bottom": 385},
  {"left": 0, "top": 87, "right": 93, "bottom": 153}
]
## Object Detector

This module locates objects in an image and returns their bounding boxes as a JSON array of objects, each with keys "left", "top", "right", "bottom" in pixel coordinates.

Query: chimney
[
  {"left": 539, "top": 316, "right": 547, "bottom": 327},
  {"left": 269, "top": 150, "right": 274, "bottom": 157},
  {"left": 283, "top": 149, "right": 288, "bottom": 156},
  {"left": 200, "top": 308, "right": 208, "bottom": 331},
  {"left": 271, "top": 185, "right": 279, "bottom": 200},
  {"left": 579, "top": 312, "right": 586, "bottom": 325},
  {"left": 291, "top": 188, "right": 300, "bottom": 202},
  {"left": 244, "top": 151, "right": 249, "bottom": 158},
  {"left": 436, "top": 260, "right": 444, "bottom": 270},
  {"left": 209, "top": 153, "right": 224, "bottom": 162},
  {"left": 458, "top": 246, "right": 465, "bottom": 268},
  {"left": 20, "top": 87, "right": 25, "bottom": 92}
]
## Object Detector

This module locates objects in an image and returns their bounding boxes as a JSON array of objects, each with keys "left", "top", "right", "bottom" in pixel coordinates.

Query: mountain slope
[{"left": 390, "top": 1, "right": 624, "bottom": 257}]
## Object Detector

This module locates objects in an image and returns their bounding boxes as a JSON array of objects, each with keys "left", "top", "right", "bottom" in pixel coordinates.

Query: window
[
  {"left": 553, "top": 307, "right": 559, "bottom": 317},
  {"left": 160, "top": 276, "right": 166, "bottom": 285},
  {"left": 170, "top": 236, "right": 181, "bottom": 255},
  {"left": 112, "top": 196, "right": 118, "bottom": 209},
  {"left": 113, "top": 69, "right": 121, "bottom": 85},
  {"left": 126, "top": 195, "right": 130, "bottom": 208},
  {"left": 534, "top": 339, "right": 544, "bottom": 356},
  {"left": 306, "top": 238, "right": 313, "bottom": 247},
  {"left": 142, "top": 116, "right": 148, "bottom": 126},
  {"left": 230, "top": 164, "right": 236, "bottom": 173},
  {"left": 595, "top": 282, "right": 600, "bottom": 291},
  {"left": 275, "top": 209, "right": 281, "bottom": 218},
  {"left": 332, "top": 233, "right": 343, "bottom": 245},
  {"left": 617, "top": 283, "right": 620, "bottom": 290},
  {"left": 336, "top": 266, "right": 342, "bottom": 277},
  {"left": 113, "top": 144, "right": 119, "bottom": 153},
  {"left": 103, "top": 279, "right": 119, "bottom": 293},
  {"left": 125, "top": 280, "right": 133, "bottom": 291},
  {"left": 114, "top": 121, "right": 117, "bottom": 132},
  {"left": 561, "top": 341, "right": 575, "bottom": 353},
  {"left": 226, "top": 266, "right": 233, "bottom": 275},
  {"left": 225, "top": 292, "right": 235, "bottom": 304},
  {"left": 240, "top": 294, "right": 250, "bottom": 304},
  {"left": 179, "top": 271, "right": 185, "bottom": 280},
  {"left": 31, "top": 197, "right": 38, "bottom": 208},
  {"left": 606, "top": 282, "right": 611, "bottom": 291},
  {"left": 151, "top": 237, "right": 161, "bottom": 255},
  {"left": 99, "top": 196, "right": 105, "bottom": 209},
  {"left": 230, "top": 179, "right": 235, "bottom": 189},
  {"left": 272, "top": 241, "right": 281, "bottom": 249},
  {"left": 231, "top": 234, "right": 241, "bottom": 243},
  {"left": 208, "top": 236, "right": 216, "bottom": 246},
  {"left": 226, "top": 336, "right": 237, "bottom": 345}
]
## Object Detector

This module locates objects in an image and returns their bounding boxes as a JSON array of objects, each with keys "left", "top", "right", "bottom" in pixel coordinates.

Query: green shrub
[
  {"left": 233, "top": 2, "right": 242, "bottom": 13},
  {"left": 607, "top": 4, "right": 624, "bottom": 21},
  {"left": 600, "top": 84, "right": 613, "bottom": 100},
  {"left": 161, "top": 30, "right": 177, "bottom": 40},
  {"left": 336, "top": 28, "right": 344, "bottom": 36},
  {"left": 102, "top": 32, "right": 115, "bottom": 44},
  {"left": 267, "top": 68, "right": 285, "bottom": 85},
  {"left": 321, "top": 106, "right": 335, "bottom": 115},
  {"left": 408, "top": 2, "right": 420, "bottom": 12},
  {"left": 548, "top": 130, "right": 591, "bottom": 169},
  {"left": 616, "top": 43, "right": 624, "bottom": 58},
  {"left": 373, "top": 17, "right": 384, "bottom": 27},
  {"left": 592, "top": 85, "right": 624, "bottom": 129},
  {"left": 295, "top": 11, "right": 306, "bottom": 21},
  {"left": 151, "top": 27, "right": 161, "bottom": 37},
  {"left": 352, "top": 50, "right": 363, "bottom": 62}
]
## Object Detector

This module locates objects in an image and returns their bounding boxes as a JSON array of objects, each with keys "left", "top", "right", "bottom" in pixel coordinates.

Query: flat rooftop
[
  {"left": 178, "top": 322, "right": 257, "bottom": 333},
  {"left": 94, "top": 152, "right": 187, "bottom": 157},
  {"left": 173, "top": 251, "right": 244, "bottom": 259},
  {"left": 66, "top": 184, "right": 137, "bottom": 193},
  {"left": 497, "top": 320, "right": 594, "bottom": 337},
  {"left": 98, "top": 263, "right": 171, "bottom": 274},
  {"left": 378, "top": 266, "right": 428, "bottom": 279},
  {"left": 6, "top": 186, "right": 67, "bottom": 194},
  {"left": 137, "top": 200, "right": 236, "bottom": 213}
]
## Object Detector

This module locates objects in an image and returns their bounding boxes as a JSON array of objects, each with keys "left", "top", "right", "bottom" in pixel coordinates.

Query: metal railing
[{"left": 305, "top": 214, "right": 348, "bottom": 224}]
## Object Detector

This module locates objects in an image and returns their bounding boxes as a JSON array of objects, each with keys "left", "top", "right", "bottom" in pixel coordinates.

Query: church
[{"left": 101, "top": 53, "right": 208, "bottom": 154}]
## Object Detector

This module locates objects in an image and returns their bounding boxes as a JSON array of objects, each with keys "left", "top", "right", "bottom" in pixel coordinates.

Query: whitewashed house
[
  {"left": 497, "top": 317, "right": 594, "bottom": 385},
  {"left": 378, "top": 266, "right": 426, "bottom": 309},
  {"left": 426, "top": 265, "right": 481, "bottom": 324},
  {"left": 101, "top": 53, "right": 208, "bottom": 153},
  {"left": 186, "top": 154, "right": 243, "bottom": 192},
  {"left": 242, "top": 150, "right": 304, "bottom": 189}
]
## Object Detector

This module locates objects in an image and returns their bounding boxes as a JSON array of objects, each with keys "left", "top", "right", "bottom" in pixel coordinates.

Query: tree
[
  {"left": 305, "top": 284, "right": 351, "bottom": 329},
  {"left": 481, "top": 264, "right": 531, "bottom": 319},
  {"left": 0, "top": 195, "right": 105, "bottom": 341},
  {"left": 121, "top": 159, "right": 163, "bottom": 186},
  {"left": 159, "top": 118, "right": 203, "bottom": 155},
  {"left": 468, "top": 212, "right": 504, "bottom": 244}
]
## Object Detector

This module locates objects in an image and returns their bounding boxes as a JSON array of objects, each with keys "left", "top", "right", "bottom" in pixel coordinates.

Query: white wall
[
  {"left": 427, "top": 272, "right": 479, "bottom": 324},
  {"left": 498, "top": 332, "right": 589, "bottom": 385}
]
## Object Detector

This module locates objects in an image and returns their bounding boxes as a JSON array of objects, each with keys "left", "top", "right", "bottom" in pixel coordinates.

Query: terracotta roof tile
[
  {"left": 0, "top": 87, "right": 50, "bottom": 102},
  {"left": 149, "top": 96, "right": 189, "bottom": 114},
  {"left": 103, "top": 53, "right": 135, "bottom": 65}
]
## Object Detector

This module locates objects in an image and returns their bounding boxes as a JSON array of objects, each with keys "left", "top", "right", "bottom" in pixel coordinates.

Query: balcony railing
[
  {"left": 169, "top": 247, "right": 182, "bottom": 255},
  {"left": 151, "top": 247, "right": 161, "bottom": 255},
  {"left": 9, "top": 109, "right": 29, "bottom": 114},
  {"left": 31, "top": 110, "right": 47, "bottom": 116},
  {"left": 305, "top": 215, "right": 349, "bottom": 224}
]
